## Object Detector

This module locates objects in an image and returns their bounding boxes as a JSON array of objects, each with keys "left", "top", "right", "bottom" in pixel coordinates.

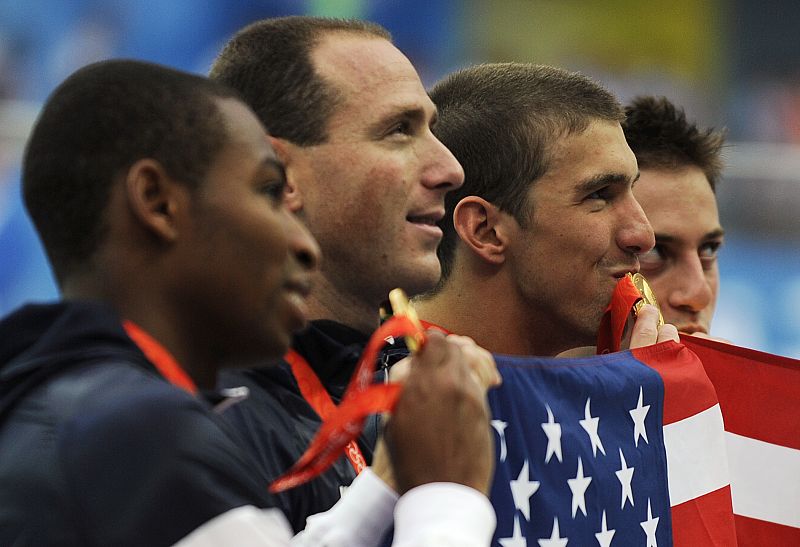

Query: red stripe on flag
[
  {"left": 734, "top": 514, "right": 800, "bottom": 545},
  {"left": 631, "top": 341, "right": 719, "bottom": 425},
  {"left": 671, "top": 486, "right": 738, "bottom": 546},
  {"left": 683, "top": 335, "right": 800, "bottom": 450},
  {"left": 633, "top": 341, "right": 738, "bottom": 545}
]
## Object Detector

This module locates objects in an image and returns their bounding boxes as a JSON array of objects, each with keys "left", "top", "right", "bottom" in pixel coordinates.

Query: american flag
[
  {"left": 488, "top": 341, "right": 738, "bottom": 546},
  {"left": 682, "top": 335, "right": 800, "bottom": 545}
]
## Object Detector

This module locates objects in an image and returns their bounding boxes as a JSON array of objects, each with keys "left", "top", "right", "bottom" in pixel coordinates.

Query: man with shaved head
[{"left": 210, "top": 16, "right": 484, "bottom": 533}]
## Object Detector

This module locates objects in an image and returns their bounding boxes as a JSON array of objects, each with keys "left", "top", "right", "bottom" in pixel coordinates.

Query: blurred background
[{"left": 1, "top": 0, "right": 799, "bottom": 356}]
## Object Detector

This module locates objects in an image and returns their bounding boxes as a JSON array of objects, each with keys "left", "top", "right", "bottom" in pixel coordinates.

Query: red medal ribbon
[
  {"left": 420, "top": 319, "right": 451, "bottom": 334},
  {"left": 595, "top": 275, "right": 644, "bottom": 354},
  {"left": 122, "top": 320, "right": 198, "bottom": 395},
  {"left": 285, "top": 348, "right": 368, "bottom": 476},
  {"left": 270, "top": 315, "right": 425, "bottom": 493}
]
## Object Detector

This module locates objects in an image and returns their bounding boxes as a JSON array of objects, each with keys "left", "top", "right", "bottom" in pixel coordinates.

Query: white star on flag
[
  {"left": 615, "top": 447, "right": 635, "bottom": 509},
  {"left": 492, "top": 419, "right": 509, "bottom": 462},
  {"left": 628, "top": 386, "right": 650, "bottom": 447},
  {"left": 594, "top": 510, "right": 615, "bottom": 547},
  {"left": 499, "top": 514, "right": 528, "bottom": 547},
  {"left": 567, "top": 456, "right": 592, "bottom": 518},
  {"left": 541, "top": 404, "right": 563, "bottom": 463},
  {"left": 538, "top": 517, "right": 568, "bottom": 547},
  {"left": 510, "top": 459, "right": 540, "bottom": 520},
  {"left": 640, "top": 498, "right": 659, "bottom": 547},
  {"left": 579, "top": 397, "right": 606, "bottom": 457}
]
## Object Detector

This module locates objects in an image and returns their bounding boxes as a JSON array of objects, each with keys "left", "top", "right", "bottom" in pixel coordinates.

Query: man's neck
[
  {"left": 62, "top": 272, "right": 219, "bottom": 389},
  {"left": 414, "top": 276, "right": 581, "bottom": 357},
  {"left": 305, "top": 274, "right": 380, "bottom": 335}
]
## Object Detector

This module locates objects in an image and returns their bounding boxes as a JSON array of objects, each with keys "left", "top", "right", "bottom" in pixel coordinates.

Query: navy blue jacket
[
  {"left": 218, "top": 320, "right": 386, "bottom": 534},
  {"left": 0, "top": 302, "right": 277, "bottom": 546}
]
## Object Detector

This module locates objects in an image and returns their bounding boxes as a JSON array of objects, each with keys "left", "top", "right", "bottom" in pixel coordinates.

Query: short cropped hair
[
  {"left": 430, "top": 63, "right": 624, "bottom": 282},
  {"left": 23, "top": 59, "right": 239, "bottom": 284},
  {"left": 623, "top": 96, "right": 725, "bottom": 191},
  {"left": 210, "top": 16, "right": 390, "bottom": 145}
]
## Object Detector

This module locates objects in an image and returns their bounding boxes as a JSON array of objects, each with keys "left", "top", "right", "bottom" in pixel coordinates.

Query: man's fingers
[
  {"left": 388, "top": 357, "right": 411, "bottom": 383},
  {"left": 629, "top": 304, "right": 678, "bottom": 348},
  {"left": 629, "top": 304, "right": 660, "bottom": 348},
  {"left": 657, "top": 323, "right": 679, "bottom": 344},
  {"left": 445, "top": 334, "right": 501, "bottom": 388},
  {"left": 403, "top": 331, "right": 500, "bottom": 389},
  {"left": 387, "top": 330, "right": 495, "bottom": 495}
]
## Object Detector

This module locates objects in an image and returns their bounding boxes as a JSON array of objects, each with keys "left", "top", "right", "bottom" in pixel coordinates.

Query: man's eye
[
  {"left": 638, "top": 245, "right": 666, "bottom": 270},
  {"left": 699, "top": 241, "right": 722, "bottom": 268},
  {"left": 388, "top": 120, "right": 412, "bottom": 136},
  {"left": 261, "top": 181, "right": 287, "bottom": 202},
  {"left": 587, "top": 187, "right": 612, "bottom": 201},
  {"left": 699, "top": 241, "right": 721, "bottom": 258}
]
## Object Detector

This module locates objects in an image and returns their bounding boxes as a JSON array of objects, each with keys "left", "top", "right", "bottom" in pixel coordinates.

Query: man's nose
[
  {"left": 617, "top": 193, "right": 655, "bottom": 254},
  {"left": 667, "top": 255, "right": 714, "bottom": 313}
]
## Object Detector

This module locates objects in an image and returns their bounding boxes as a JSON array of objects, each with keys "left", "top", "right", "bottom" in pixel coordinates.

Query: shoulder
[
  {"left": 55, "top": 365, "right": 276, "bottom": 546},
  {"left": 60, "top": 366, "right": 263, "bottom": 481}
]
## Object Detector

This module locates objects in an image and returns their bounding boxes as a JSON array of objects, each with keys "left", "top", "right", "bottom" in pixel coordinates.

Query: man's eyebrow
[
  {"left": 654, "top": 228, "right": 726, "bottom": 244},
  {"left": 653, "top": 233, "right": 677, "bottom": 244},
  {"left": 702, "top": 228, "right": 726, "bottom": 240},
  {"left": 575, "top": 171, "right": 639, "bottom": 193},
  {"left": 370, "top": 105, "right": 430, "bottom": 131}
]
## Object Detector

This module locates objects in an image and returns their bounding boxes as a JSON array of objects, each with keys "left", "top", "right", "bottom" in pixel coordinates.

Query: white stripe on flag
[
  {"left": 663, "top": 403, "right": 730, "bottom": 506},
  {"left": 726, "top": 431, "right": 800, "bottom": 529}
]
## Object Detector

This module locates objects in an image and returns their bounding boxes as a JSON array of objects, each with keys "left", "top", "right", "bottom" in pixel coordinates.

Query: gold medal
[
  {"left": 388, "top": 288, "right": 424, "bottom": 353},
  {"left": 628, "top": 273, "right": 665, "bottom": 327}
]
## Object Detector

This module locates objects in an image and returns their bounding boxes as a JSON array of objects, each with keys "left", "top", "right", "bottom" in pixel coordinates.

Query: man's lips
[
  {"left": 406, "top": 210, "right": 445, "bottom": 237},
  {"left": 406, "top": 209, "right": 445, "bottom": 226},
  {"left": 283, "top": 276, "right": 312, "bottom": 325},
  {"left": 285, "top": 276, "right": 311, "bottom": 298},
  {"left": 678, "top": 324, "right": 708, "bottom": 335},
  {"left": 611, "top": 265, "right": 640, "bottom": 279}
]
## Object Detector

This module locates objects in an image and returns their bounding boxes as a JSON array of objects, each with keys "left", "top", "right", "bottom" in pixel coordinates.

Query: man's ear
[
  {"left": 124, "top": 159, "right": 187, "bottom": 243},
  {"left": 269, "top": 136, "right": 303, "bottom": 213},
  {"left": 452, "top": 196, "right": 510, "bottom": 266}
]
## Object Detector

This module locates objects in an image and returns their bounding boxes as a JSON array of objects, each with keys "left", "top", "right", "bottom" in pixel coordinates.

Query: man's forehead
[
  {"left": 541, "top": 120, "right": 637, "bottom": 184},
  {"left": 311, "top": 32, "right": 425, "bottom": 97},
  {"left": 214, "top": 97, "right": 278, "bottom": 164},
  {"left": 635, "top": 166, "right": 716, "bottom": 203},
  {"left": 635, "top": 167, "right": 721, "bottom": 228}
]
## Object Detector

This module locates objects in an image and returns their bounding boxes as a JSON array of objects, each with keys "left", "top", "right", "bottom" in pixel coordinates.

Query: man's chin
[{"left": 395, "top": 265, "right": 441, "bottom": 298}]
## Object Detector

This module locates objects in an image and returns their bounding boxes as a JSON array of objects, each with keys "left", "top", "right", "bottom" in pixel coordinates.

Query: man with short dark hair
[
  {"left": 624, "top": 95, "right": 726, "bottom": 336},
  {"left": 0, "top": 59, "right": 496, "bottom": 546},
  {"left": 210, "top": 16, "right": 466, "bottom": 531},
  {"left": 414, "top": 63, "right": 667, "bottom": 356}
]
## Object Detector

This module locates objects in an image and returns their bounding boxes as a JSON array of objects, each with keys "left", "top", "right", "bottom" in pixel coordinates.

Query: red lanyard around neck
[
  {"left": 284, "top": 348, "right": 367, "bottom": 475},
  {"left": 270, "top": 316, "right": 419, "bottom": 493},
  {"left": 122, "top": 320, "right": 198, "bottom": 396}
]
